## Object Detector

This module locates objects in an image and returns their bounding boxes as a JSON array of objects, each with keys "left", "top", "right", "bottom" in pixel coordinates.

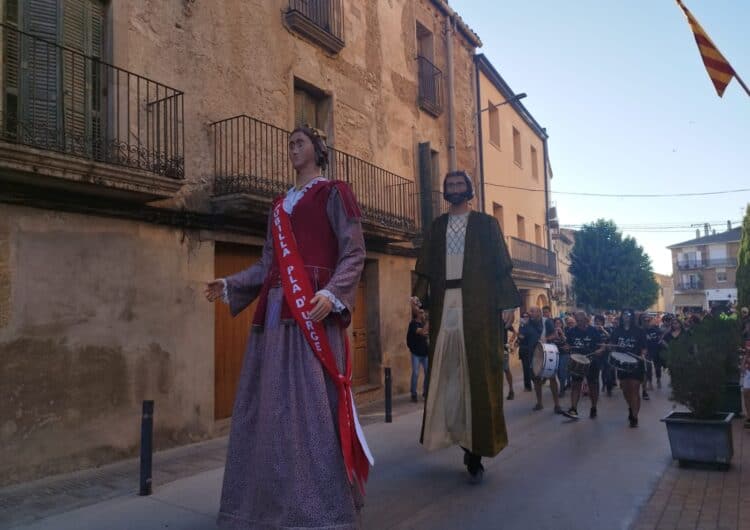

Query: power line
[
  {"left": 560, "top": 219, "right": 741, "bottom": 230},
  {"left": 485, "top": 182, "right": 750, "bottom": 198}
]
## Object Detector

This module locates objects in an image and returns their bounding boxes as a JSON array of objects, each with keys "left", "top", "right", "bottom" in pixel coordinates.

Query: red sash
[{"left": 271, "top": 200, "right": 371, "bottom": 494}]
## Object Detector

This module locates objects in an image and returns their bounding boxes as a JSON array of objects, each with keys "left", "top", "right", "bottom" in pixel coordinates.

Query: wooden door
[
  {"left": 351, "top": 280, "right": 369, "bottom": 386},
  {"left": 214, "top": 242, "right": 262, "bottom": 420}
]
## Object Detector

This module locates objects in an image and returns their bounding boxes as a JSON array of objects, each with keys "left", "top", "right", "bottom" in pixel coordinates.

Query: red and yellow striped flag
[{"left": 675, "top": 0, "right": 747, "bottom": 97}]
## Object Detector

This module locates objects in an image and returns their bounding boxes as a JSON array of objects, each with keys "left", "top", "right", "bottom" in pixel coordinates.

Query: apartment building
[{"left": 668, "top": 225, "right": 741, "bottom": 312}]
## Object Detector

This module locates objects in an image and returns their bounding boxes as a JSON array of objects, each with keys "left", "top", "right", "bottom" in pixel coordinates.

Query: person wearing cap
[{"left": 412, "top": 170, "right": 521, "bottom": 483}]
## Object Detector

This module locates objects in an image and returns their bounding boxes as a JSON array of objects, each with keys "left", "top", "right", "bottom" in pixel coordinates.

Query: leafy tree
[
  {"left": 737, "top": 204, "right": 750, "bottom": 308},
  {"left": 569, "top": 219, "right": 659, "bottom": 311}
]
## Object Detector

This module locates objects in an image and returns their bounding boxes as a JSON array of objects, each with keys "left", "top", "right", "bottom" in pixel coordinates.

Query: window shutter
[
  {"left": 4, "top": 0, "right": 20, "bottom": 138},
  {"left": 294, "top": 89, "right": 306, "bottom": 127},
  {"left": 88, "top": 1, "right": 104, "bottom": 158},
  {"left": 61, "top": 0, "right": 87, "bottom": 153},
  {"left": 21, "top": 0, "right": 61, "bottom": 147}
]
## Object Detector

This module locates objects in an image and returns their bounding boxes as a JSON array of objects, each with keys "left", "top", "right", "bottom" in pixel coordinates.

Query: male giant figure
[{"left": 413, "top": 170, "right": 521, "bottom": 483}]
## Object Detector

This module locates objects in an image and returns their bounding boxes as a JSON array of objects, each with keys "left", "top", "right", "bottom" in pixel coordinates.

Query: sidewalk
[
  {"left": 632, "top": 417, "right": 750, "bottom": 530},
  {"left": 0, "top": 393, "right": 418, "bottom": 529}
]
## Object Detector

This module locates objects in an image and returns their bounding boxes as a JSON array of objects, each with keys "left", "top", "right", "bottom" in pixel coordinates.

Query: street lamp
[{"left": 476, "top": 93, "right": 527, "bottom": 115}]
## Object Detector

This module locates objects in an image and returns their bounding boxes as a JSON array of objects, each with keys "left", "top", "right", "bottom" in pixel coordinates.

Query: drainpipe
[
  {"left": 543, "top": 133, "right": 551, "bottom": 251},
  {"left": 445, "top": 16, "right": 457, "bottom": 172},
  {"left": 474, "top": 59, "right": 485, "bottom": 212}
]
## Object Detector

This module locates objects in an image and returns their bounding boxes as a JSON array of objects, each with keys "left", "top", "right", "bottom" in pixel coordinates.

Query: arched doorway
[{"left": 536, "top": 294, "right": 549, "bottom": 308}]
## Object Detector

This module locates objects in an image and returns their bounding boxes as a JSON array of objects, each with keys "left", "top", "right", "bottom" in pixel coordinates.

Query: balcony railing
[
  {"left": 0, "top": 23, "right": 184, "bottom": 179},
  {"left": 417, "top": 56, "right": 443, "bottom": 117},
  {"left": 704, "top": 258, "right": 737, "bottom": 268},
  {"left": 285, "top": 0, "right": 345, "bottom": 54},
  {"left": 211, "top": 115, "right": 418, "bottom": 235},
  {"left": 677, "top": 258, "right": 737, "bottom": 270},
  {"left": 676, "top": 280, "right": 704, "bottom": 291},
  {"left": 509, "top": 236, "right": 557, "bottom": 276}
]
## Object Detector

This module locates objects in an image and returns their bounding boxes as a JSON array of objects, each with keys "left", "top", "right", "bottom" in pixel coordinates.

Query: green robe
[{"left": 413, "top": 211, "right": 521, "bottom": 457}]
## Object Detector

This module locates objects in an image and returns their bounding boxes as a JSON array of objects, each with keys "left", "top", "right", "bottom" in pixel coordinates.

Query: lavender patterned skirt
[{"left": 217, "top": 288, "right": 362, "bottom": 529}]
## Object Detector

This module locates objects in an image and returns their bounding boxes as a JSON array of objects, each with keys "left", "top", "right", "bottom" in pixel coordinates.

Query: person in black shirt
[
  {"left": 642, "top": 314, "right": 664, "bottom": 394},
  {"left": 519, "top": 306, "right": 562, "bottom": 413},
  {"left": 562, "top": 311, "right": 606, "bottom": 419},
  {"left": 407, "top": 306, "right": 429, "bottom": 402},
  {"left": 608, "top": 309, "right": 647, "bottom": 427}
]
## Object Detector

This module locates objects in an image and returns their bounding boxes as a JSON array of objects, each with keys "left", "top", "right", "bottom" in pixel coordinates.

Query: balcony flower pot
[
  {"left": 663, "top": 316, "right": 741, "bottom": 468},
  {"left": 661, "top": 411, "right": 734, "bottom": 468}
]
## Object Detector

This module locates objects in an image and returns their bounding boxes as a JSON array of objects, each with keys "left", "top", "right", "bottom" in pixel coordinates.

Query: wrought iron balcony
[
  {"left": 210, "top": 115, "right": 419, "bottom": 239},
  {"left": 417, "top": 56, "right": 444, "bottom": 117},
  {"left": 702, "top": 258, "right": 738, "bottom": 268},
  {"left": 0, "top": 23, "right": 184, "bottom": 183},
  {"left": 508, "top": 236, "right": 557, "bottom": 277},
  {"left": 285, "top": 0, "right": 345, "bottom": 54},
  {"left": 676, "top": 279, "right": 704, "bottom": 291},
  {"left": 676, "top": 257, "right": 737, "bottom": 270}
]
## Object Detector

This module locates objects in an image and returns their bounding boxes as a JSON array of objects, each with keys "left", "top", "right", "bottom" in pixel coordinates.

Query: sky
[{"left": 450, "top": 0, "right": 750, "bottom": 274}]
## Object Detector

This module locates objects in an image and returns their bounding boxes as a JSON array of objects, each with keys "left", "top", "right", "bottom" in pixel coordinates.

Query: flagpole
[{"left": 733, "top": 72, "right": 750, "bottom": 97}]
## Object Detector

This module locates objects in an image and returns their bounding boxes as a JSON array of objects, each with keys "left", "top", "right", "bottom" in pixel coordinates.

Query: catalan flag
[{"left": 675, "top": 0, "right": 749, "bottom": 97}]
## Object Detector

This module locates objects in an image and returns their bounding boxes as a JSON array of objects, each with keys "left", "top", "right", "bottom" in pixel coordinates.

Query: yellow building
[
  {"left": 649, "top": 273, "right": 675, "bottom": 314},
  {"left": 474, "top": 55, "right": 556, "bottom": 312}
]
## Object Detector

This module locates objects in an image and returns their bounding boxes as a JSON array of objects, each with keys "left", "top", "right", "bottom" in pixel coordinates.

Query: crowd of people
[{"left": 487, "top": 305, "right": 749, "bottom": 429}]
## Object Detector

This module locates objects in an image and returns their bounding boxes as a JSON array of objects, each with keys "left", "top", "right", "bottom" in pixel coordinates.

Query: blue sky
[{"left": 451, "top": 0, "right": 750, "bottom": 273}]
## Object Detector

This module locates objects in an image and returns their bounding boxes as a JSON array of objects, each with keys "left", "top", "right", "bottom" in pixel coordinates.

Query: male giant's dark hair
[
  {"left": 443, "top": 170, "right": 475, "bottom": 200},
  {"left": 290, "top": 125, "right": 329, "bottom": 170}
]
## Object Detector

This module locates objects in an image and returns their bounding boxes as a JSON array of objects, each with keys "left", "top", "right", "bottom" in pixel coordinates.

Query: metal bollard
[
  {"left": 384, "top": 367, "right": 392, "bottom": 423},
  {"left": 139, "top": 400, "right": 154, "bottom": 496}
]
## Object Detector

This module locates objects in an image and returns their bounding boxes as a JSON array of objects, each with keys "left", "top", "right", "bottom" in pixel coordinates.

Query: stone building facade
[{"left": 0, "top": 0, "right": 481, "bottom": 485}]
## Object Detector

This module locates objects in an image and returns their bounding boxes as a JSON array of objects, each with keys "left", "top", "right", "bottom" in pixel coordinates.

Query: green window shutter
[
  {"left": 21, "top": 0, "right": 61, "bottom": 147},
  {"left": 88, "top": 1, "right": 104, "bottom": 158},
  {"left": 4, "top": 0, "right": 20, "bottom": 138},
  {"left": 61, "top": 0, "right": 86, "bottom": 153}
]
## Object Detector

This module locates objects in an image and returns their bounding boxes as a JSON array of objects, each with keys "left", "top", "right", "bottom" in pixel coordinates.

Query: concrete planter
[
  {"left": 661, "top": 411, "right": 734, "bottom": 469},
  {"left": 720, "top": 382, "right": 743, "bottom": 416}
]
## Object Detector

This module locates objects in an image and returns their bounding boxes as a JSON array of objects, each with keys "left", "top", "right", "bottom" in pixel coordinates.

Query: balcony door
[{"left": 3, "top": 0, "right": 104, "bottom": 154}]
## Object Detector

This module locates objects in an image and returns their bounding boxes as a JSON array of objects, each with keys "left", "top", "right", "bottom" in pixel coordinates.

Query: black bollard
[
  {"left": 384, "top": 367, "right": 392, "bottom": 423},
  {"left": 139, "top": 400, "right": 154, "bottom": 496}
]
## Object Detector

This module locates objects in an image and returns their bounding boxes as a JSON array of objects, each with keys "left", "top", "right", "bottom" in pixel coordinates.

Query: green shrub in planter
[{"left": 664, "top": 317, "right": 741, "bottom": 419}]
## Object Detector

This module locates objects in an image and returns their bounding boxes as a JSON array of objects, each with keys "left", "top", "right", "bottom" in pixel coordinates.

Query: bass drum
[{"left": 532, "top": 342, "right": 559, "bottom": 379}]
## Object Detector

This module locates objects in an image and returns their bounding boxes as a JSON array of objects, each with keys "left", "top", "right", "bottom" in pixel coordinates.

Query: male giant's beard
[{"left": 444, "top": 191, "right": 470, "bottom": 205}]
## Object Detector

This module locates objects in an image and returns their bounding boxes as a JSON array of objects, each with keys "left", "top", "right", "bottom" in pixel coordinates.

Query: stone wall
[{"left": 0, "top": 205, "right": 215, "bottom": 485}]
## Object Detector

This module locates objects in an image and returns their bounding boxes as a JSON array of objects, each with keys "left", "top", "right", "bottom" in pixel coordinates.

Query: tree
[
  {"left": 737, "top": 204, "right": 750, "bottom": 308},
  {"left": 569, "top": 219, "right": 659, "bottom": 311}
]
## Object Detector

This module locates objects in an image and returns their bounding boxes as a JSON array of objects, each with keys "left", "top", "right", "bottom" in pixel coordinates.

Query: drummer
[
  {"left": 519, "top": 306, "right": 563, "bottom": 414},
  {"left": 562, "top": 311, "right": 606, "bottom": 420},
  {"left": 608, "top": 309, "right": 647, "bottom": 428}
]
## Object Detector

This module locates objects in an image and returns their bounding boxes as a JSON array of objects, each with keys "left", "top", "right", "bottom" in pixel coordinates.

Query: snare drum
[
  {"left": 609, "top": 351, "right": 639, "bottom": 372},
  {"left": 532, "top": 342, "right": 559, "bottom": 379},
  {"left": 569, "top": 353, "right": 591, "bottom": 379}
]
